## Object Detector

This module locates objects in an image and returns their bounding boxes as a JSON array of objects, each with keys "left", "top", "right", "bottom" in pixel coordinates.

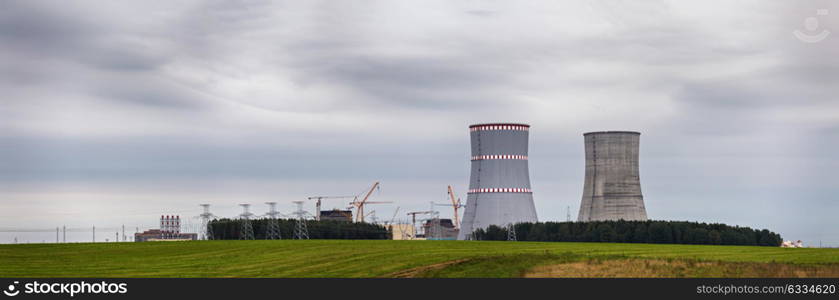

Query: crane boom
[
  {"left": 447, "top": 185, "right": 462, "bottom": 229},
  {"left": 360, "top": 182, "right": 380, "bottom": 204},
  {"left": 350, "top": 182, "right": 382, "bottom": 222},
  {"left": 388, "top": 207, "right": 400, "bottom": 225}
]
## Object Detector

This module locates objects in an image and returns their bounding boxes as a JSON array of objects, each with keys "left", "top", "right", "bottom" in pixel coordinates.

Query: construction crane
[
  {"left": 352, "top": 201, "right": 392, "bottom": 222},
  {"left": 349, "top": 182, "right": 392, "bottom": 222},
  {"left": 385, "top": 207, "right": 401, "bottom": 225},
  {"left": 307, "top": 195, "right": 356, "bottom": 221},
  {"left": 447, "top": 185, "right": 463, "bottom": 229},
  {"left": 406, "top": 210, "right": 434, "bottom": 240},
  {"left": 431, "top": 186, "right": 464, "bottom": 229}
]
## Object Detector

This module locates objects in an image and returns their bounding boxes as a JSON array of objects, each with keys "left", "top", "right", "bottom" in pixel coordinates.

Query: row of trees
[
  {"left": 209, "top": 218, "right": 390, "bottom": 240},
  {"left": 472, "top": 220, "right": 782, "bottom": 246}
]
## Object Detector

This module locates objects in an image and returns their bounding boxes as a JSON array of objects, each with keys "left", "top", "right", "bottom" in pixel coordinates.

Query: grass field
[{"left": 1, "top": 240, "right": 838, "bottom": 278}]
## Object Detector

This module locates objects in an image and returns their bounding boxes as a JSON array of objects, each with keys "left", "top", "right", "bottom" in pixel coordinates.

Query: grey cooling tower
[
  {"left": 458, "top": 123, "right": 538, "bottom": 240},
  {"left": 577, "top": 131, "right": 648, "bottom": 222}
]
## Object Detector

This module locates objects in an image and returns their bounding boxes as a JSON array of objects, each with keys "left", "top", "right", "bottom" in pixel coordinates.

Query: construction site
[
  {"left": 124, "top": 123, "right": 539, "bottom": 242},
  {"left": 113, "top": 124, "right": 649, "bottom": 243},
  {"left": 2, "top": 123, "right": 655, "bottom": 244},
  {"left": 20, "top": 124, "right": 803, "bottom": 248},
  {"left": 189, "top": 181, "right": 464, "bottom": 241}
]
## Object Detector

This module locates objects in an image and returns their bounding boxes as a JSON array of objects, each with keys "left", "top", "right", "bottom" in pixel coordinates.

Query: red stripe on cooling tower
[
  {"left": 471, "top": 155, "right": 528, "bottom": 161},
  {"left": 469, "top": 124, "right": 530, "bottom": 132},
  {"left": 467, "top": 188, "right": 532, "bottom": 193}
]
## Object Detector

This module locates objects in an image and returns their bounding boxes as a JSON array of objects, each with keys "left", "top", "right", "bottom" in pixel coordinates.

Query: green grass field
[{"left": 1, "top": 240, "right": 838, "bottom": 278}]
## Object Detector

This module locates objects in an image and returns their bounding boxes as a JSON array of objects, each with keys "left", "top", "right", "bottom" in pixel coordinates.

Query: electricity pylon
[
  {"left": 292, "top": 201, "right": 309, "bottom": 240},
  {"left": 506, "top": 222, "right": 517, "bottom": 241},
  {"left": 265, "top": 202, "right": 282, "bottom": 240},
  {"left": 199, "top": 204, "right": 215, "bottom": 240},
  {"left": 239, "top": 204, "right": 255, "bottom": 240}
]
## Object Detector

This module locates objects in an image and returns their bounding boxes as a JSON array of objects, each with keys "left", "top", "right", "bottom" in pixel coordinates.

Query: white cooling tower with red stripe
[{"left": 458, "top": 123, "right": 538, "bottom": 239}]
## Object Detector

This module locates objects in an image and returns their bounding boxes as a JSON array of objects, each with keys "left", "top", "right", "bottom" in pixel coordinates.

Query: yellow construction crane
[
  {"left": 447, "top": 185, "right": 463, "bottom": 229},
  {"left": 349, "top": 182, "right": 392, "bottom": 222},
  {"left": 432, "top": 186, "right": 464, "bottom": 229}
]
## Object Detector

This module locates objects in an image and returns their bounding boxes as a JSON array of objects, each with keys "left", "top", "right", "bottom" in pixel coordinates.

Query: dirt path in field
[
  {"left": 524, "top": 259, "right": 839, "bottom": 278},
  {"left": 386, "top": 259, "right": 471, "bottom": 278}
]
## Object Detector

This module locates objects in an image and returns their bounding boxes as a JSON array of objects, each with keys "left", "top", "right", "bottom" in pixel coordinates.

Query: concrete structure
[
  {"left": 134, "top": 229, "right": 197, "bottom": 242},
  {"left": 458, "top": 123, "right": 538, "bottom": 239},
  {"left": 423, "top": 218, "right": 459, "bottom": 240},
  {"left": 135, "top": 215, "right": 197, "bottom": 242},
  {"left": 388, "top": 224, "right": 417, "bottom": 240},
  {"left": 319, "top": 209, "right": 353, "bottom": 222},
  {"left": 577, "top": 131, "right": 648, "bottom": 221}
]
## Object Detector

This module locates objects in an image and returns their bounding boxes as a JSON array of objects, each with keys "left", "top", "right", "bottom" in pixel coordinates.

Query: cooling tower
[
  {"left": 577, "top": 131, "right": 647, "bottom": 221},
  {"left": 458, "top": 123, "right": 538, "bottom": 240}
]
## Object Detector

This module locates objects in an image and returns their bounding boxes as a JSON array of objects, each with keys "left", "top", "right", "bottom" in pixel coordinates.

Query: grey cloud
[
  {"left": 295, "top": 55, "right": 513, "bottom": 109},
  {"left": 0, "top": 2, "right": 171, "bottom": 72},
  {"left": 91, "top": 77, "right": 212, "bottom": 110},
  {"left": 0, "top": 2, "right": 99, "bottom": 52}
]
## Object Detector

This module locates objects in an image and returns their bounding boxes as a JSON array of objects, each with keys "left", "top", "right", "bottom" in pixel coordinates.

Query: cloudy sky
[{"left": 1, "top": 0, "right": 837, "bottom": 244}]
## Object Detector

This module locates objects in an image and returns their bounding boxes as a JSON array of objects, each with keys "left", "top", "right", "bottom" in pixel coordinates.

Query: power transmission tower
[
  {"left": 265, "top": 202, "right": 282, "bottom": 240},
  {"left": 62, "top": 226, "right": 66, "bottom": 243},
  {"left": 92, "top": 225, "right": 96, "bottom": 243},
  {"left": 506, "top": 222, "right": 517, "bottom": 241},
  {"left": 122, "top": 225, "right": 125, "bottom": 242},
  {"left": 56, "top": 227, "right": 59, "bottom": 243},
  {"left": 239, "top": 204, "right": 255, "bottom": 240},
  {"left": 292, "top": 201, "right": 309, "bottom": 240},
  {"left": 199, "top": 204, "right": 215, "bottom": 240}
]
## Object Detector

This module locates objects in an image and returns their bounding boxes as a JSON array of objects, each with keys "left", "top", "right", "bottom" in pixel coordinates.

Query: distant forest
[
  {"left": 472, "top": 220, "right": 783, "bottom": 246},
  {"left": 208, "top": 218, "right": 390, "bottom": 240}
]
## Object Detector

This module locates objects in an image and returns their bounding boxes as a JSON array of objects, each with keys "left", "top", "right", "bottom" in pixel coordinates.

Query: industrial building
[
  {"left": 134, "top": 229, "right": 198, "bottom": 242},
  {"left": 386, "top": 223, "right": 417, "bottom": 240},
  {"left": 458, "top": 123, "right": 538, "bottom": 239},
  {"left": 422, "top": 218, "right": 458, "bottom": 240},
  {"left": 577, "top": 131, "right": 648, "bottom": 221},
  {"left": 319, "top": 209, "right": 353, "bottom": 222},
  {"left": 388, "top": 223, "right": 417, "bottom": 240},
  {"left": 135, "top": 215, "right": 198, "bottom": 242}
]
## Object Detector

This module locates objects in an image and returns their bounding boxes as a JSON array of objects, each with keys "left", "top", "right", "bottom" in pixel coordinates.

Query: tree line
[
  {"left": 208, "top": 218, "right": 390, "bottom": 240},
  {"left": 472, "top": 220, "right": 782, "bottom": 246}
]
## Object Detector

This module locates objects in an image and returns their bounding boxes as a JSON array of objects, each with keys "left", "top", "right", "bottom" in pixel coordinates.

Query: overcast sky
[{"left": 1, "top": 0, "right": 837, "bottom": 245}]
